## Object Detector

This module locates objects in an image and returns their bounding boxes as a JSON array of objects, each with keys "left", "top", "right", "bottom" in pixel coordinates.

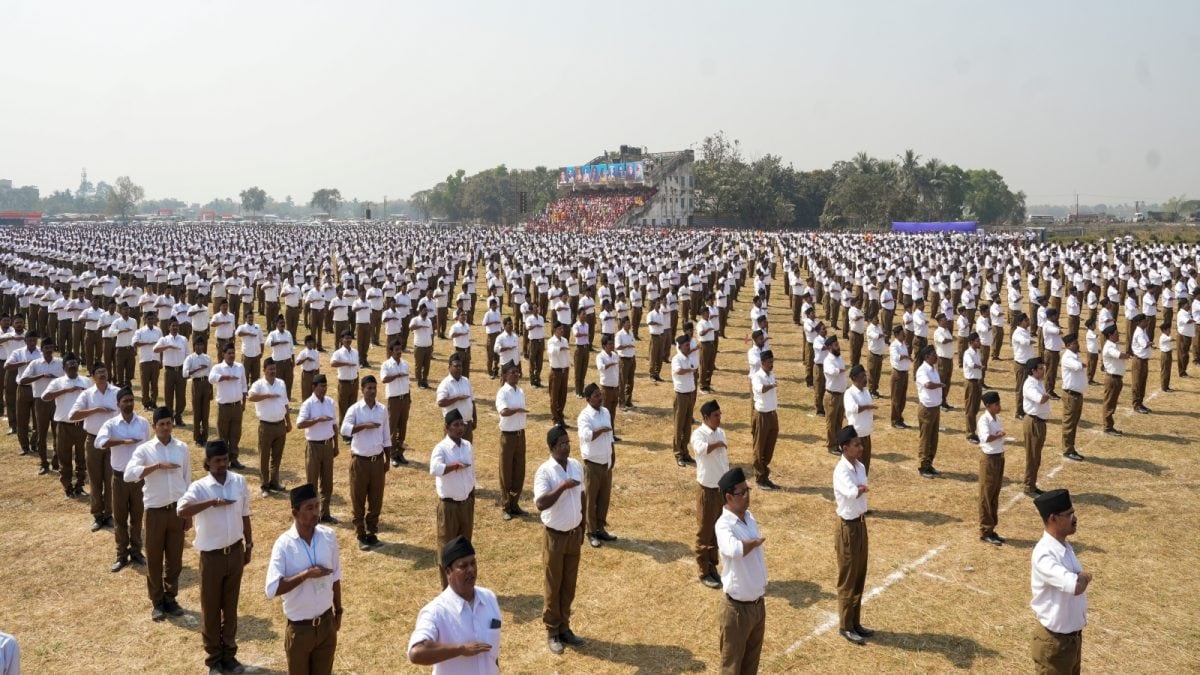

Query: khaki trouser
[
  {"left": 751, "top": 409, "right": 778, "bottom": 482},
  {"left": 1014, "top": 361, "right": 1029, "bottom": 413},
  {"left": 244, "top": 355, "right": 261, "bottom": 387},
  {"left": 602, "top": 385, "right": 619, "bottom": 434},
  {"left": 87, "top": 442, "right": 112, "bottom": 519},
  {"left": 436, "top": 496, "right": 475, "bottom": 587},
  {"left": 414, "top": 345, "right": 432, "bottom": 386},
  {"left": 867, "top": 353, "right": 883, "bottom": 393},
  {"left": 673, "top": 390, "right": 696, "bottom": 461},
  {"left": 1102, "top": 374, "right": 1122, "bottom": 431},
  {"left": 890, "top": 368, "right": 909, "bottom": 425},
  {"left": 1031, "top": 623, "right": 1082, "bottom": 675},
  {"left": 349, "top": 454, "right": 387, "bottom": 538},
  {"left": 486, "top": 332, "right": 500, "bottom": 378},
  {"left": 144, "top": 503, "right": 185, "bottom": 605},
  {"left": 139, "top": 360, "right": 160, "bottom": 409},
  {"left": 199, "top": 542, "right": 244, "bottom": 668},
  {"left": 835, "top": 516, "right": 868, "bottom": 631},
  {"left": 860, "top": 435, "right": 873, "bottom": 474},
  {"left": 114, "top": 346, "right": 136, "bottom": 387},
  {"left": 573, "top": 345, "right": 589, "bottom": 396},
  {"left": 305, "top": 440, "right": 337, "bottom": 518},
  {"left": 695, "top": 484, "right": 722, "bottom": 576},
  {"left": 649, "top": 334, "right": 664, "bottom": 377},
  {"left": 528, "top": 338, "right": 545, "bottom": 386},
  {"left": 918, "top": 405, "right": 940, "bottom": 471},
  {"left": 275, "top": 358, "right": 294, "bottom": 400},
  {"left": 825, "top": 390, "right": 845, "bottom": 452},
  {"left": 719, "top": 595, "right": 765, "bottom": 675},
  {"left": 548, "top": 367, "right": 568, "bottom": 425},
  {"left": 849, "top": 331, "right": 864, "bottom": 366},
  {"left": 56, "top": 421, "right": 87, "bottom": 493},
  {"left": 619, "top": 357, "right": 635, "bottom": 406},
  {"left": 937, "top": 357, "right": 953, "bottom": 406},
  {"left": 583, "top": 459, "right": 612, "bottom": 535},
  {"left": 1178, "top": 335, "right": 1191, "bottom": 376},
  {"left": 1023, "top": 415, "right": 1046, "bottom": 492},
  {"left": 1130, "top": 357, "right": 1148, "bottom": 408},
  {"left": 112, "top": 475, "right": 144, "bottom": 555},
  {"left": 498, "top": 430, "right": 526, "bottom": 512},
  {"left": 979, "top": 453, "right": 1004, "bottom": 536},
  {"left": 301, "top": 369, "right": 316, "bottom": 401},
  {"left": 258, "top": 420, "right": 287, "bottom": 487},
  {"left": 192, "top": 379, "right": 212, "bottom": 444},
  {"left": 542, "top": 524, "right": 583, "bottom": 636},
  {"left": 356, "top": 323, "right": 371, "bottom": 364},
  {"left": 337, "top": 379, "right": 357, "bottom": 423},
  {"left": 388, "top": 394, "right": 410, "bottom": 457},
  {"left": 1062, "top": 390, "right": 1083, "bottom": 453},
  {"left": 964, "top": 379, "right": 982, "bottom": 437},
  {"left": 699, "top": 341, "right": 716, "bottom": 389},
  {"left": 1043, "top": 349, "right": 1061, "bottom": 396},
  {"left": 163, "top": 365, "right": 185, "bottom": 422},
  {"left": 29, "top": 395, "right": 50, "bottom": 465},
  {"left": 1160, "top": 350, "right": 1172, "bottom": 391},
  {"left": 285, "top": 609, "right": 338, "bottom": 675},
  {"left": 814, "top": 368, "right": 826, "bottom": 415},
  {"left": 217, "top": 402, "right": 244, "bottom": 460}
]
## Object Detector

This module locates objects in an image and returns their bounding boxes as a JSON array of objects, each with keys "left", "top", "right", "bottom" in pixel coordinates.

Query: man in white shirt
[
  {"left": 976, "top": 391, "right": 1007, "bottom": 546},
  {"left": 1128, "top": 314, "right": 1152, "bottom": 414},
  {"left": 915, "top": 346, "right": 945, "bottom": 478},
  {"left": 430, "top": 409, "right": 475, "bottom": 586},
  {"left": 177, "top": 440, "right": 253, "bottom": 674},
  {"left": 1176, "top": 301, "right": 1194, "bottom": 378},
  {"left": 295, "top": 374, "right": 339, "bottom": 523},
  {"left": 1022, "top": 358, "right": 1051, "bottom": 497},
  {"left": 546, "top": 322, "right": 571, "bottom": 425},
  {"left": 646, "top": 299, "right": 668, "bottom": 380},
  {"left": 832, "top": 426, "right": 872, "bottom": 644},
  {"left": 691, "top": 400, "right": 728, "bottom": 589},
  {"left": 342, "top": 375, "right": 391, "bottom": 551},
  {"left": 615, "top": 317, "right": 636, "bottom": 408},
  {"left": 888, "top": 325, "right": 911, "bottom": 429},
  {"left": 696, "top": 307, "right": 718, "bottom": 392},
  {"left": 407, "top": 537, "right": 502, "bottom": 671},
  {"left": 448, "top": 309, "right": 473, "bottom": 377},
  {"left": 578, "top": 383, "right": 616, "bottom": 548},
  {"left": 533, "top": 424, "right": 586, "bottom": 654},
  {"left": 715, "top": 467, "right": 766, "bottom": 673},
  {"left": 380, "top": 340, "right": 412, "bottom": 467},
  {"left": 69, "top": 361, "right": 119, "bottom": 528},
  {"left": 436, "top": 353, "right": 476, "bottom": 443},
  {"left": 183, "top": 336, "right": 213, "bottom": 446},
  {"left": 595, "top": 335, "right": 621, "bottom": 438},
  {"left": 670, "top": 335, "right": 698, "bottom": 467},
  {"left": 1030, "top": 489, "right": 1090, "bottom": 673},
  {"left": 1099, "top": 324, "right": 1128, "bottom": 435},
  {"left": 1060, "top": 333, "right": 1087, "bottom": 462},
  {"left": 1011, "top": 313, "right": 1035, "bottom": 419},
  {"left": 750, "top": 349, "right": 780, "bottom": 490},
  {"left": 154, "top": 318, "right": 189, "bottom": 426},
  {"left": 95, "top": 387, "right": 149, "bottom": 571},
  {"left": 330, "top": 331, "right": 360, "bottom": 422},
  {"left": 843, "top": 365, "right": 876, "bottom": 474},
  {"left": 296, "top": 334, "right": 320, "bottom": 401},
  {"left": 20, "top": 336, "right": 58, "bottom": 471},
  {"left": 495, "top": 363, "right": 529, "bottom": 520},
  {"left": 124, "top": 407, "right": 192, "bottom": 621},
  {"left": 248, "top": 358, "right": 292, "bottom": 497},
  {"left": 209, "top": 343, "right": 248, "bottom": 469},
  {"left": 265, "top": 484, "right": 343, "bottom": 674},
  {"left": 267, "top": 315, "right": 296, "bottom": 399},
  {"left": 962, "top": 332, "right": 984, "bottom": 443},
  {"left": 823, "top": 336, "right": 849, "bottom": 454},
  {"left": 409, "top": 305, "right": 434, "bottom": 389},
  {"left": 524, "top": 306, "right": 547, "bottom": 388},
  {"left": 482, "top": 297, "right": 503, "bottom": 380},
  {"left": 43, "top": 351, "right": 91, "bottom": 498}
]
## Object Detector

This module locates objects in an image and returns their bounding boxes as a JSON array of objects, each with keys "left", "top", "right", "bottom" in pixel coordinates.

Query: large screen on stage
[{"left": 559, "top": 161, "right": 645, "bottom": 185}]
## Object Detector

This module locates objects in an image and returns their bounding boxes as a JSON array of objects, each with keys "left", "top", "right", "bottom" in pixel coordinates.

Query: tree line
[{"left": 409, "top": 165, "right": 558, "bottom": 224}]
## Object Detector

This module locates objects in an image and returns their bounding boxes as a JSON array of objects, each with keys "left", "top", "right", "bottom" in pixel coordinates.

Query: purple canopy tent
[{"left": 891, "top": 221, "right": 978, "bottom": 233}]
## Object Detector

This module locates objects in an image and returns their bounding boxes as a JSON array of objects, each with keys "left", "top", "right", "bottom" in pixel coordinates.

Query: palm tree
[{"left": 851, "top": 152, "right": 878, "bottom": 174}]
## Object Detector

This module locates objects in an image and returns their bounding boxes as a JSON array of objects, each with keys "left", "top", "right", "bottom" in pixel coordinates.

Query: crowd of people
[
  {"left": 526, "top": 188, "right": 654, "bottom": 231},
  {"left": 0, "top": 220, "right": 1188, "bottom": 673}
]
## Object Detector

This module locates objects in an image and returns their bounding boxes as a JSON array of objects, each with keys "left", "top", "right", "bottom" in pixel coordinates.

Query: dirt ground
[{"left": 2, "top": 282, "right": 1197, "bottom": 674}]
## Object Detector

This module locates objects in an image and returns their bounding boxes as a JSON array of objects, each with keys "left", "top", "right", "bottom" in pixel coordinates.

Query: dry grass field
[{"left": 2, "top": 278, "right": 1198, "bottom": 674}]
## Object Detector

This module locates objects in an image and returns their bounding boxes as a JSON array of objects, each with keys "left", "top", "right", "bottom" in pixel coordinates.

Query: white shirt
[
  {"left": 823, "top": 353, "right": 847, "bottom": 393},
  {"left": 134, "top": 325, "right": 163, "bottom": 363},
  {"left": 450, "top": 321, "right": 471, "bottom": 350},
  {"left": 691, "top": 423, "right": 729, "bottom": 489},
  {"left": 1061, "top": 349, "right": 1086, "bottom": 394},
  {"left": 889, "top": 339, "right": 910, "bottom": 372},
  {"left": 615, "top": 329, "right": 635, "bottom": 359},
  {"left": 963, "top": 346, "right": 983, "bottom": 381},
  {"left": 381, "top": 357, "right": 411, "bottom": 398},
  {"left": 340, "top": 400, "right": 390, "bottom": 456},
  {"left": 596, "top": 349, "right": 619, "bottom": 387},
  {"left": 577, "top": 404, "right": 614, "bottom": 466},
  {"left": 184, "top": 352, "right": 212, "bottom": 380},
  {"left": 249, "top": 377, "right": 289, "bottom": 422},
  {"left": 95, "top": 413, "right": 150, "bottom": 471},
  {"left": 1102, "top": 339, "right": 1126, "bottom": 377},
  {"left": 208, "top": 361, "right": 248, "bottom": 404},
  {"left": 1012, "top": 326, "right": 1034, "bottom": 364},
  {"left": 178, "top": 471, "right": 251, "bottom": 551},
  {"left": 437, "top": 375, "right": 474, "bottom": 424},
  {"left": 1030, "top": 531, "right": 1087, "bottom": 633},
  {"left": 44, "top": 374, "right": 91, "bottom": 422},
  {"left": 833, "top": 455, "right": 868, "bottom": 520},
  {"left": 843, "top": 385, "right": 873, "bottom": 437},
  {"left": 916, "top": 362, "right": 943, "bottom": 407},
  {"left": 977, "top": 410, "right": 1005, "bottom": 454},
  {"left": 547, "top": 335, "right": 571, "bottom": 369},
  {"left": 297, "top": 347, "right": 320, "bottom": 372},
  {"left": 154, "top": 334, "right": 188, "bottom": 367},
  {"left": 751, "top": 369, "right": 777, "bottom": 413},
  {"left": 494, "top": 383, "right": 526, "bottom": 432},
  {"left": 429, "top": 435, "right": 476, "bottom": 501},
  {"left": 124, "top": 436, "right": 192, "bottom": 508},
  {"left": 533, "top": 457, "right": 584, "bottom": 531},
  {"left": 296, "top": 394, "right": 337, "bottom": 442},
  {"left": 410, "top": 315, "right": 433, "bottom": 348},
  {"left": 265, "top": 524, "right": 341, "bottom": 621},
  {"left": 1131, "top": 328, "right": 1151, "bottom": 359},
  {"left": 267, "top": 330, "right": 295, "bottom": 362},
  {"left": 69, "top": 382, "right": 119, "bottom": 435},
  {"left": 933, "top": 326, "right": 954, "bottom": 360},
  {"left": 1023, "top": 377, "right": 1051, "bottom": 419},
  {"left": 331, "top": 347, "right": 359, "bottom": 381},
  {"left": 716, "top": 508, "right": 767, "bottom": 602},
  {"left": 407, "top": 585, "right": 502, "bottom": 675}
]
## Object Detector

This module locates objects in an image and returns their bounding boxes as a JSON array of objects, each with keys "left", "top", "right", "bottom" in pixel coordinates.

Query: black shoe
[
  {"left": 853, "top": 624, "right": 875, "bottom": 637},
  {"left": 1163, "top": 387, "right": 1174, "bottom": 393},
  {"left": 320, "top": 515, "right": 339, "bottom": 524},
  {"left": 891, "top": 422, "right": 909, "bottom": 430},
  {"left": 757, "top": 479, "right": 780, "bottom": 491},
  {"left": 548, "top": 635, "right": 565, "bottom": 655},
  {"left": 396, "top": 453, "right": 409, "bottom": 465},
  {"left": 129, "top": 550, "right": 147, "bottom": 565},
  {"left": 919, "top": 469, "right": 936, "bottom": 479},
  {"left": 165, "top": 598, "right": 184, "bottom": 616},
  {"left": 966, "top": 435, "right": 980, "bottom": 444},
  {"left": 502, "top": 510, "right": 513, "bottom": 521},
  {"left": 1104, "top": 428, "right": 1123, "bottom": 436},
  {"left": 588, "top": 534, "right": 602, "bottom": 548},
  {"left": 261, "top": 488, "right": 271, "bottom": 498},
  {"left": 367, "top": 534, "right": 381, "bottom": 546},
  {"left": 597, "top": 530, "right": 617, "bottom": 542},
  {"left": 700, "top": 573, "right": 722, "bottom": 589},
  {"left": 816, "top": 411, "right": 826, "bottom": 417},
  {"left": 358, "top": 537, "right": 372, "bottom": 551},
  {"left": 676, "top": 459, "right": 688, "bottom": 468},
  {"left": 1025, "top": 487, "right": 1044, "bottom": 497},
  {"left": 981, "top": 533, "right": 1004, "bottom": 546},
  {"left": 64, "top": 490, "right": 74, "bottom": 500},
  {"left": 980, "top": 382, "right": 993, "bottom": 390},
  {"left": 828, "top": 447, "right": 843, "bottom": 456},
  {"left": 111, "top": 556, "right": 129, "bottom": 573},
  {"left": 37, "top": 466, "right": 48, "bottom": 476},
  {"left": 994, "top": 533, "right": 1007, "bottom": 543},
  {"left": 151, "top": 604, "right": 167, "bottom": 621},
  {"left": 1049, "top": 393, "right": 1062, "bottom": 401},
  {"left": 559, "top": 629, "right": 584, "bottom": 646},
  {"left": 841, "top": 629, "right": 866, "bottom": 645},
  {"left": 509, "top": 506, "right": 527, "bottom": 516},
  {"left": 1087, "top": 380, "right": 1098, "bottom": 385},
  {"left": 390, "top": 456, "right": 402, "bottom": 468},
  {"left": 17, "top": 447, "right": 32, "bottom": 456},
  {"left": 681, "top": 457, "right": 696, "bottom": 466},
  {"left": 1134, "top": 406, "right": 1151, "bottom": 414},
  {"left": 91, "top": 518, "right": 105, "bottom": 532},
  {"left": 74, "top": 486, "right": 88, "bottom": 498},
  {"left": 268, "top": 482, "right": 285, "bottom": 491},
  {"left": 230, "top": 460, "right": 246, "bottom": 470},
  {"left": 1016, "top": 413, "right": 1025, "bottom": 421},
  {"left": 940, "top": 403, "right": 954, "bottom": 411},
  {"left": 1063, "top": 450, "right": 1085, "bottom": 462}
]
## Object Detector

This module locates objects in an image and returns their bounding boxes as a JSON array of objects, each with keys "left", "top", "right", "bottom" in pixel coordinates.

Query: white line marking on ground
[{"left": 921, "top": 571, "right": 992, "bottom": 595}]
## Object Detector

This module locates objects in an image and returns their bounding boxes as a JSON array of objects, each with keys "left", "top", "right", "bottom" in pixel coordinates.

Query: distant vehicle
[
  {"left": 1027, "top": 214, "right": 1055, "bottom": 224},
  {"left": 1132, "top": 212, "right": 1147, "bottom": 222}
]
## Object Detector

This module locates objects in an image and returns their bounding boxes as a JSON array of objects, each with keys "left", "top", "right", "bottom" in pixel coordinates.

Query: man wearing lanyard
[
  {"left": 1031, "top": 489, "right": 1090, "bottom": 674},
  {"left": 178, "top": 440, "right": 253, "bottom": 675},
  {"left": 833, "top": 426, "right": 873, "bottom": 645},
  {"left": 95, "top": 387, "right": 149, "bottom": 572},
  {"left": 340, "top": 375, "right": 391, "bottom": 551},
  {"left": 534, "top": 424, "right": 586, "bottom": 654},
  {"left": 430, "top": 409, "right": 476, "bottom": 587},
  {"left": 266, "top": 484, "right": 343, "bottom": 675},
  {"left": 124, "top": 406, "right": 192, "bottom": 621},
  {"left": 715, "top": 467, "right": 766, "bottom": 674},
  {"left": 407, "top": 537, "right": 502, "bottom": 672}
]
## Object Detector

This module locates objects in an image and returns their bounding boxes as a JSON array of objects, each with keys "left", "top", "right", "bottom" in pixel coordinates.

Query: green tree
[
  {"left": 963, "top": 169, "right": 1021, "bottom": 225},
  {"left": 309, "top": 188, "right": 342, "bottom": 216},
  {"left": 239, "top": 186, "right": 268, "bottom": 215},
  {"left": 106, "top": 176, "right": 145, "bottom": 221}
]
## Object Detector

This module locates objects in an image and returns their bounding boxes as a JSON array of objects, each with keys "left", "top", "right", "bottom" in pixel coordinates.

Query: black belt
[
  {"left": 724, "top": 594, "right": 763, "bottom": 605},
  {"left": 219, "top": 402, "right": 241, "bottom": 407},
  {"left": 148, "top": 501, "right": 177, "bottom": 511},
  {"left": 59, "top": 420, "right": 84, "bottom": 427},
  {"left": 201, "top": 539, "right": 244, "bottom": 555},
  {"left": 389, "top": 394, "right": 411, "bottom": 400},
  {"left": 1066, "top": 390, "right": 1083, "bottom": 397},
  {"left": 827, "top": 390, "right": 844, "bottom": 396},
  {"left": 1045, "top": 626, "right": 1082, "bottom": 638},
  {"left": 841, "top": 514, "right": 865, "bottom": 523},
  {"left": 260, "top": 419, "right": 285, "bottom": 425},
  {"left": 440, "top": 495, "right": 473, "bottom": 503},
  {"left": 501, "top": 430, "right": 524, "bottom": 435},
  {"left": 307, "top": 438, "right": 334, "bottom": 445},
  {"left": 352, "top": 453, "right": 384, "bottom": 461},
  {"left": 289, "top": 607, "right": 334, "bottom": 627},
  {"left": 545, "top": 524, "right": 580, "bottom": 535},
  {"left": 552, "top": 367, "right": 568, "bottom": 372}
]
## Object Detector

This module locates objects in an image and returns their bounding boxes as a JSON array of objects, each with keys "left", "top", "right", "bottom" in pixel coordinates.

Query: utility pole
[{"left": 383, "top": 195, "right": 388, "bottom": 220}]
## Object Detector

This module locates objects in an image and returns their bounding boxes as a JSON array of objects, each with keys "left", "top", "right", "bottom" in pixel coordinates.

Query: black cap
[
  {"left": 312, "top": 373, "right": 328, "bottom": 385},
  {"left": 1034, "top": 489, "right": 1072, "bottom": 520},
  {"left": 982, "top": 391, "right": 1001, "bottom": 405},
  {"left": 153, "top": 407, "right": 174, "bottom": 423},
  {"left": 751, "top": 330, "right": 764, "bottom": 339},
  {"left": 547, "top": 424, "right": 568, "bottom": 449},
  {"left": 836, "top": 425, "right": 858, "bottom": 447},
  {"left": 1063, "top": 332, "right": 1078, "bottom": 344},
  {"left": 290, "top": 483, "right": 318, "bottom": 508},
  {"left": 441, "top": 535, "right": 475, "bottom": 569},
  {"left": 675, "top": 334, "right": 689, "bottom": 346},
  {"left": 759, "top": 349, "right": 774, "bottom": 361},
  {"left": 444, "top": 409, "right": 464, "bottom": 426},
  {"left": 700, "top": 400, "right": 720, "bottom": 417},
  {"left": 718, "top": 467, "right": 746, "bottom": 494},
  {"left": 849, "top": 364, "right": 866, "bottom": 379},
  {"left": 360, "top": 374, "right": 377, "bottom": 386},
  {"left": 1102, "top": 325, "right": 1117, "bottom": 337},
  {"left": 117, "top": 386, "right": 135, "bottom": 401}
]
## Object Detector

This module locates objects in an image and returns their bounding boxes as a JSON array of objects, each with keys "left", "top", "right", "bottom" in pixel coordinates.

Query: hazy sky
[{"left": 3, "top": 1, "right": 1198, "bottom": 205}]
